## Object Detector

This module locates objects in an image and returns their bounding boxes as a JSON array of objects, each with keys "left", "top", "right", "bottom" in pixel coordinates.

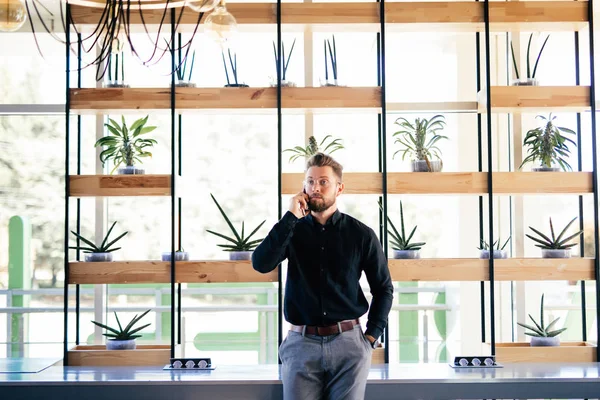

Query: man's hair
[{"left": 305, "top": 152, "right": 343, "bottom": 181}]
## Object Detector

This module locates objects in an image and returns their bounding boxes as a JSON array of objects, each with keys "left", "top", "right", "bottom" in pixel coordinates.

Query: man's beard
[{"left": 309, "top": 195, "right": 334, "bottom": 212}]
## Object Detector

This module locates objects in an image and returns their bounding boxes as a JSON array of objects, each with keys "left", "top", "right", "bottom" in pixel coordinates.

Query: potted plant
[
  {"left": 161, "top": 246, "right": 190, "bottom": 261},
  {"left": 510, "top": 33, "right": 550, "bottom": 86},
  {"left": 175, "top": 50, "right": 196, "bottom": 88},
  {"left": 206, "top": 193, "right": 265, "bottom": 260},
  {"left": 103, "top": 51, "right": 129, "bottom": 88},
  {"left": 283, "top": 135, "right": 344, "bottom": 163},
  {"left": 69, "top": 221, "right": 128, "bottom": 262},
  {"left": 478, "top": 236, "right": 511, "bottom": 259},
  {"left": 321, "top": 35, "right": 340, "bottom": 87},
  {"left": 222, "top": 48, "right": 248, "bottom": 87},
  {"left": 520, "top": 113, "right": 576, "bottom": 172},
  {"left": 517, "top": 294, "right": 566, "bottom": 347},
  {"left": 91, "top": 309, "right": 151, "bottom": 350},
  {"left": 393, "top": 114, "right": 447, "bottom": 172},
  {"left": 379, "top": 200, "right": 425, "bottom": 259},
  {"left": 94, "top": 115, "right": 158, "bottom": 175},
  {"left": 526, "top": 217, "right": 582, "bottom": 258},
  {"left": 271, "top": 38, "right": 297, "bottom": 87}
]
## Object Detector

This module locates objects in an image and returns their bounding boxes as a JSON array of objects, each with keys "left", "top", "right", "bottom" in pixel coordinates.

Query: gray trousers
[{"left": 279, "top": 324, "right": 373, "bottom": 400}]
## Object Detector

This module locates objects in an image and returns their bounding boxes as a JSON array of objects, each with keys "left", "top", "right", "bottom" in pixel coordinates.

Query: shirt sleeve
[
  {"left": 251, "top": 211, "right": 299, "bottom": 273},
  {"left": 362, "top": 228, "right": 394, "bottom": 340}
]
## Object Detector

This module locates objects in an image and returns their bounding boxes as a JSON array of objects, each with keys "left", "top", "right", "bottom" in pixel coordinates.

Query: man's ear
[{"left": 336, "top": 182, "right": 345, "bottom": 197}]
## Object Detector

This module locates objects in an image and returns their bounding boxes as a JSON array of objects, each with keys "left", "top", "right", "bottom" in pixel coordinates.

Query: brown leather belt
[{"left": 290, "top": 319, "right": 360, "bottom": 336}]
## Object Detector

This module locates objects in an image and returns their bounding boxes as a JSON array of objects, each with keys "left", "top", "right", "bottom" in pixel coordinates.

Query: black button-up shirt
[{"left": 252, "top": 209, "right": 393, "bottom": 339}]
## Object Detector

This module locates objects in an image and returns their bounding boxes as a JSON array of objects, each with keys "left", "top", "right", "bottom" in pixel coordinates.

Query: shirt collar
[{"left": 306, "top": 209, "right": 341, "bottom": 227}]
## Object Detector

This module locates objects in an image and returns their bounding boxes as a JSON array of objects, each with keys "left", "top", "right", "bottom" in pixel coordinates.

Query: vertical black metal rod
[
  {"left": 378, "top": 0, "right": 388, "bottom": 363},
  {"left": 475, "top": 7, "right": 486, "bottom": 344},
  {"left": 63, "top": 3, "right": 72, "bottom": 365},
  {"left": 574, "top": 31, "right": 588, "bottom": 342},
  {"left": 276, "top": 0, "right": 283, "bottom": 357},
  {"left": 75, "top": 32, "right": 82, "bottom": 346},
  {"left": 169, "top": 7, "right": 176, "bottom": 358},
  {"left": 177, "top": 32, "right": 183, "bottom": 347},
  {"left": 483, "top": 0, "right": 496, "bottom": 355},
  {"left": 586, "top": 0, "right": 600, "bottom": 360}
]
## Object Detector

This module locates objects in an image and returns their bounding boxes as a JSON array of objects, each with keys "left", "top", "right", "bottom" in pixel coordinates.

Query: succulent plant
[
  {"left": 91, "top": 309, "right": 151, "bottom": 341},
  {"left": 510, "top": 33, "right": 550, "bottom": 80},
  {"left": 520, "top": 113, "right": 576, "bottom": 171},
  {"left": 273, "top": 38, "right": 296, "bottom": 81},
  {"left": 517, "top": 294, "right": 567, "bottom": 338},
  {"left": 478, "top": 236, "right": 511, "bottom": 251},
  {"left": 379, "top": 200, "right": 426, "bottom": 251},
  {"left": 526, "top": 217, "right": 582, "bottom": 250},
  {"left": 324, "top": 35, "right": 338, "bottom": 83},
  {"left": 283, "top": 135, "right": 344, "bottom": 163},
  {"left": 69, "top": 221, "right": 128, "bottom": 253},
  {"left": 206, "top": 194, "right": 265, "bottom": 252},
  {"left": 393, "top": 115, "right": 447, "bottom": 168}
]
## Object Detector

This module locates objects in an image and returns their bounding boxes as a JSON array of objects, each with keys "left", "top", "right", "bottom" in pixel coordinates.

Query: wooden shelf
[
  {"left": 489, "top": 342, "right": 596, "bottom": 363},
  {"left": 68, "top": 260, "right": 278, "bottom": 284},
  {"left": 69, "top": 87, "right": 381, "bottom": 113},
  {"left": 389, "top": 258, "right": 595, "bottom": 282},
  {"left": 68, "top": 344, "right": 173, "bottom": 366},
  {"left": 281, "top": 172, "right": 593, "bottom": 195},
  {"left": 478, "top": 86, "right": 590, "bottom": 112},
  {"left": 70, "top": 2, "right": 588, "bottom": 32},
  {"left": 69, "top": 175, "right": 184, "bottom": 197}
]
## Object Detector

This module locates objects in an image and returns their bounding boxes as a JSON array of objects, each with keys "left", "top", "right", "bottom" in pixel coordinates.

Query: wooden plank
[
  {"left": 69, "top": 175, "right": 177, "bottom": 197},
  {"left": 70, "top": 2, "right": 587, "bottom": 32},
  {"left": 389, "top": 258, "right": 595, "bottom": 282},
  {"left": 69, "top": 87, "right": 381, "bottom": 113},
  {"left": 281, "top": 173, "right": 382, "bottom": 195},
  {"left": 68, "top": 261, "right": 278, "bottom": 284},
  {"left": 490, "top": 342, "right": 597, "bottom": 363},
  {"left": 67, "top": 345, "right": 171, "bottom": 367},
  {"left": 478, "top": 86, "right": 590, "bottom": 112},
  {"left": 387, "top": 172, "right": 592, "bottom": 195}
]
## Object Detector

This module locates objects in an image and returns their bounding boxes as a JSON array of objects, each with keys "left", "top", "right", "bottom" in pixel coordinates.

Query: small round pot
[
  {"left": 320, "top": 79, "right": 342, "bottom": 87},
  {"left": 269, "top": 80, "right": 297, "bottom": 87},
  {"left": 175, "top": 80, "right": 196, "bottom": 88},
  {"left": 392, "top": 249, "right": 420, "bottom": 259},
  {"left": 411, "top": 159, "right": 443, "bottom": 172},
  {"left": 530, "top": 336, "right": 560, "bottom": 347},
  {"left": 541, "top": 249, "right": 571, "bottom": 258},
  {"left": 103, "top": 81, "right": 130, "bottom": 88},
  {"left": 84, "top": 252, "right": 113, "bottom": 262},
  {"left": 106, "top": 339, "right": 136, "bottom": 350},
  {"left": 224, "top": 83, "right": 249, "bottom": 88},
  {"left": 533, "top": 166, "right": 560, "bottom": 172},
  {"left": 229, "top": 251, "right": 252, "bottom": 261},
  {"left": 479, "top": 249, "right": 507, "bottom": 259},
  {"left": 161, "top": 251, "right": 190, "bottom": 261},
  {"left": 118, "top": 166, "right": 145, "bottom": 175},
  {"left": 511, "top": 78, "right": 539, "bottom": 86}
]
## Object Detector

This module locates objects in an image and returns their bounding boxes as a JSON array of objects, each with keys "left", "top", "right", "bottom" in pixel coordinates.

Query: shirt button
[
  {"left": 323, "top": 312, "right": 327, "bottom": 316},
  {"left": 322, "top": 227, "right": 325, "bottom": 231},
  {"left": 321, "top": 246, "right": 324, "bottom": 250}
]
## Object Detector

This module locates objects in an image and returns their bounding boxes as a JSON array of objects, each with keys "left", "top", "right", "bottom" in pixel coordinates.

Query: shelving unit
[{"left": 63, "top": 0, "right": 599, "bottom": 367}]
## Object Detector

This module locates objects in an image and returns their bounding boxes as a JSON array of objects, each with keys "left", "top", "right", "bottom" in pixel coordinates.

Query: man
[{"left": 252, "top": 152, "right": 394, "bottom": 400}]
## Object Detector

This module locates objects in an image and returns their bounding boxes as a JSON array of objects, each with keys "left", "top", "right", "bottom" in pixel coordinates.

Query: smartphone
[{"left": 302, "top": 188, "right": 311, "bottom": 214}]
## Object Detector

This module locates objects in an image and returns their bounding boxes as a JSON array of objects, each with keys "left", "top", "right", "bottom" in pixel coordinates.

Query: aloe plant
[
  {"left": 91, "top": 309, "right": 151, "bottom": 341},
  {"left": 379, "top": 200, "right": 425, "bottom": 251},
  {"left": 94, "top": 115, "right": 158, "bottom": 174},
  {"left": 526, "top": 217, "right": 582, "bottom": 250},
  {"left": 393, "top": 115, "right": 447, "bottom": 168},
  {"left": 324, "top": 35, "right": 338, "bottom": 84},
  {"left": 510, "top": 33, "right": 550, "bottom": 80},
  {"left": 517, "top": 294, "right": 567, "bottom": 338},
  {"left": 222, "top": 48, "right": 247, "bottom": 87},
  {"left": 176, "top": 50, "right": 196, "bottom": 82},
  {"left": 478, "top": 236, "right": 511, "bottom": 251},
  {"left": 69, "top": 221, "right": 128, "bottom": 253},
  {"left": 283, "top": 135, "right": 344, "bottom": 163},
  {"left": 273, "top": 38, "right": 296, "bottom": 81},
  {"left": 520, "top": 113, "right": 576, "bottom": 171},
  {"left": 206, "top": 194, "right": 265, "bottom": 252}
]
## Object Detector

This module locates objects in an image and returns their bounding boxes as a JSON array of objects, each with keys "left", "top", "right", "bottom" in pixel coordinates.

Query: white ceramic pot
[
  {"left": 533, "top": 166, "right": 560, "bottom": 172},
  {"left": 106, "top": 339, "right": 136, "bottom": 350},
  {"left": 541, "top": 249, "right": 571, "bottom": 258},
  {"left": 392, "top": 250, "right": 420, "bottom": 259},
  {"left": 511, "top": 78, "right": 539, "bottom": 86},
  {"left": 530, "top": 336, "right": 560, "bottom": 347},
  {"left": 479, "top": 249, "right": 507, "bottom": 259},
  {"left": 161, "top": 252, "right": 190, "bottom": 261},
  {"left": 84, "top": 252, "right": 113, "bottom": 262},
  {"left": 411, "top": 159, "right": 442, "bottom": 172},
  {"left": 118, "top": 166, "right": 145, "bottom": 175},
  {"left": 229, "top": 251, "right": 252, "bottom": 261}
]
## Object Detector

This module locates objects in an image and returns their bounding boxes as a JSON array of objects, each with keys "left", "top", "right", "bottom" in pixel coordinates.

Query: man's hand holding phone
[{"left": 289, "top": 189, "right": 310, "bottom": 219}]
